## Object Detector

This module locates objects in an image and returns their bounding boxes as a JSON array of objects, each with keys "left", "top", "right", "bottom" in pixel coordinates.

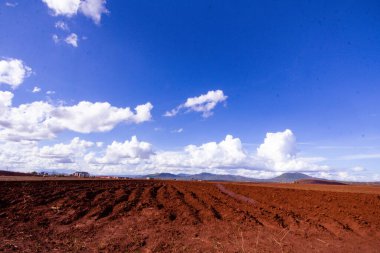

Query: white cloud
[
  {"left": 0, "top": 122, "right": 365, "bottom": 181},
  {"left": 79, "top": 0, "right": 108, "bottom": 24},
  {"left": 256, "top": 129, "right": 329, "bottom": 172},
  {"left": 0, "top": 141, "right": 39, "bottom": 171},
  {"left": 183, "top": 134, "right": 247, "bottom": 166},
  {"left": 0, "top": 58, "right": 32, "bottom": 89},
  {"left": 76, "top": 134, "right": 252, "bottom": 175},
  {"left": 151, "top": 135, "right": 248, "bottom": 171},
  {"left": 5, "top": 2, "right": 18, "bottom": 7},
  {"left": 164, "top": 90, "right": 227, "bottom": 118},
  {"left": 39, "top": 137, "right": 93, "bottom": 163},
  {"left": 42, "top": 0, "right": 81, "bottom": 17},
  {"left": 42, "top": 0, "right": 108, "bottom": 24},
  {"left": 164, "top": 108, "right": 180, "bottom": 117},
  {"left": 0, "top": 91, "right": 13, "bottom": 116},
  {"left": 47, "top": 101, "right": 153, "bottom": 133},
  {"left": 0, "top": 137, "right": 95, "bottom": 172},
  {"left": 0, "top": 92, "right": 153, "bottom": 141},
  {"left": 133, "top": 103, "right": 154, "bottom": 123},
  {"left": 172, "top": 128, "right": 183, "bottom": 133},
  {"left": 147, "top": 130, "right": 328, "bottom": 174},
  {"left": 65, "top": 33, "right": 78, "bottom": 47},
  {"left": 40, "top": 137, "right": 93, "bottom": 158},
  {"left": 55, "top": 21, "right": 69, "bottom": 31},
  {"left": 32, "top": 86, "right": 41, "bottom": 93},
  {"left": 257, "top": 129, "right": 296, "bottom": 162},
  {"left": 87, "top": 136, "right": 153, "bottom": 164},
  {"left": 339, "top": 153, "right": 380, "bottom": 160},
  {"left": 0, "top": 91, "right": 13, "bottom": 108},
  {"left": 46, "top": 90, "right": 55, "bottom": 95},
  {"left": 352, "top": 166, "right": 365, "bottom": 172},
  {"left": 78, "top": 130, "right": 330, "bottom": 176},
  {"left": 52, "top": 34, "right": 60, "bottom": 44},
  {"left": 0, "top": 101, "right": 60, "bottom": 141},
  {"left": 311, "top": 170, "right": 370, "bottom": 182}
]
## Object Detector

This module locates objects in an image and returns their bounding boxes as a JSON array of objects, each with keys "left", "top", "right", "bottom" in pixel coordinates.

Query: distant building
[{"left": 73, "top": 171, "right": 90, "bottom": 178}]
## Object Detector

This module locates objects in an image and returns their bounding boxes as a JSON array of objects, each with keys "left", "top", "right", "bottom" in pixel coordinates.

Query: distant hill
[
  {"left": 0, "top": 170, "right": 34, "bottom": 176},
  {"left": 37, "top": 169, "right": 77, "bottom": 175},
  {"left": 1, "top": 169, "right": 346, "bottom": 184},
  {"left": 295, "top": 179, "right": 347, "bottom": 185},
  {"left": 189, "top": 172, "right": 266, "bottom": 182},
  {"left": 270, "top": 172, "right": 313, "bottom": 183},
  {"left": 142, "top": 172, "right": 313, "bottom": 182},
  {"left": 143, "top": 172, "right": 264, "bottom": 182},
  {"left": 144, "top": 173, "right": 181, "bottom": 179}
]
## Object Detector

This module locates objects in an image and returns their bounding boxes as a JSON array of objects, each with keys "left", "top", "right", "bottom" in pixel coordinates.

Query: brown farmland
[{"left": 1, "top": 179, "right": 380, "bottom": 252}]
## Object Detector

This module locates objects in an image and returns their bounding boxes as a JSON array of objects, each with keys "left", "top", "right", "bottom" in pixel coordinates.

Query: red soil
[{"left": 1, "top": 179, "right": 380, "bottom": 252}]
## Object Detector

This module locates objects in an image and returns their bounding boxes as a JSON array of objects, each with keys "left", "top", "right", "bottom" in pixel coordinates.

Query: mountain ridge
[{"left": 141, "top": 172, "right": 314, "bottom": 183}]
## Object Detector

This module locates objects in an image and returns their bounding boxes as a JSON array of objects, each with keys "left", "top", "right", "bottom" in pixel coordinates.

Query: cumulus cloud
[
  {"left": 147, "top": 130, "right": 328, "bottom": 174},
  {"left": 42, "top": 0, "right": 80, "bottom": 16},
  {"left": 42, "top": 0, "right": 108, "bottom": 24},
  {"left": 80, "top": 130, "right": 330, "bottom": 176},
  {"left": 39, "top": 137, "right": 93, "bottom": 163},
  {"left": 0, "top": 58, "right": 32, "bottom": 89},
  {"left": 183, "top": 135, "right": 247, "bottom": 166},
  {"left": 257, "top": 129, "right": 296, "bottom": 162},
  {"left": 154, "top": 129, "right": 325, "bottom": 173},
  {"left": 150, "top": 135, "right": 248, "bottom": 172},
  {"left": 0, "top": 91, "right": 153, "bottom": 141},
  {"left": 133, "top": 103, "right": 154, "bottom": 123},
  {"left": 0, "top": 127, "right": 316, "bottom": 178},
  {"left": 0, "top": 125, "right": 361, "bottom": 181},
  {"left": 0, "top": 137, "right": 95, "bottom": 172},
  {"left": 0, "top": 91, "right": 13, "bottom": 115},
  {"left": 0, "top": 141, "right": 39, "bottom": 171},
  {"left": 0, "top": 91, "right": 14, "bottom": 108},
  {"left": 257, "top": 129, "right": 329, "bottom": 172},
  {"left": 164, "top": 90, "right": 227, "bottom": 118},
  {"left": 79, "top": 0, "right": 108, "bottom": 24},
  {"left": 86, "top": 136, "right": 153, "bottom": 164},
  {"left": 48, "top": 101, "right": 153, "bottom": 133},
  {"left": 81, "top": 134, "right": 250, "bottom": 175},
  {"left": 65, "top": 33, "right": 78, "bottom": 47}
]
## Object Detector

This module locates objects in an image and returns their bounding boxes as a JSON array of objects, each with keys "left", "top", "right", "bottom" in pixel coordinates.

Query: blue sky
[{"left": 0, "top": 0, "right": 379, "bottom": 180}]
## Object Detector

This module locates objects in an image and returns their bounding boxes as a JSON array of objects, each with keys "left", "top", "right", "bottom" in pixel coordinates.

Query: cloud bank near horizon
[{"left": 0, "top": 127, "right": 368, "bottom": 181}]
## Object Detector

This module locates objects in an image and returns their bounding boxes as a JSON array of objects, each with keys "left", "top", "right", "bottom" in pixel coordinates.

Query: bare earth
[{"left": 1, "top": 178, "right": 380, "bottom": 252}]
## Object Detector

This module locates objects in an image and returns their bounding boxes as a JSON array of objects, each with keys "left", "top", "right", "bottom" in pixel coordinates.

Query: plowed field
[{"left": 1, "top": 179, "right": 380, "bottom": 252}]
